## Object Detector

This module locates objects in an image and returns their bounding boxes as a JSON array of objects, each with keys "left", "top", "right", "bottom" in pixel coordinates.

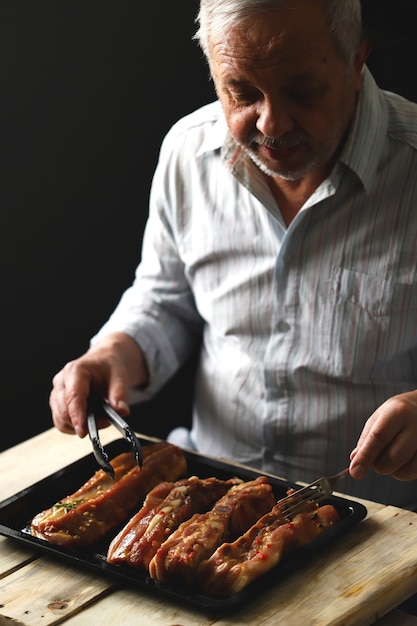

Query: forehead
[{"left": 209, "top": 4, "right": 338, "bottom": 79}]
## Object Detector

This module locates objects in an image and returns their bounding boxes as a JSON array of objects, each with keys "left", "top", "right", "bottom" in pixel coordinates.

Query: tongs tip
[{"left": 87, "top": 395, "right": 143, "bottom": 478}]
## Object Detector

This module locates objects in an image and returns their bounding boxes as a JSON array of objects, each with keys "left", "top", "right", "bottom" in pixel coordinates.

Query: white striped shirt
[{"left": 94, "top": 68, "right": 417, "bottom": 507}]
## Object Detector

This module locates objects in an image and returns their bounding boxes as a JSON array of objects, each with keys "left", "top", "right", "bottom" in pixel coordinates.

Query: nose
[{"left": 256, "top": 96, "right": 293, "bottom": 138}]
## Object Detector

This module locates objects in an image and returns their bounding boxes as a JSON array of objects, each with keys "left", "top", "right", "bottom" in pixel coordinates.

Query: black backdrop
[
  {"left": 1, "top": 1, "right": 416, "bottom": 451},
  {"left": 1, "top": 0, "right": 214, "bottom": 450}
]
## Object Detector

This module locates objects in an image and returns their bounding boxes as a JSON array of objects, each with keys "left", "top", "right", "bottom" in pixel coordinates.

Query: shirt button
[
  {"left": 268, "top": 386, "right": 285, "bottom": 399},
  {"left": 276, "top": 385, "right": 285, "bottom": 398},
  {"left": 277, "top": 320, "right": 291, "bottom": 332}
]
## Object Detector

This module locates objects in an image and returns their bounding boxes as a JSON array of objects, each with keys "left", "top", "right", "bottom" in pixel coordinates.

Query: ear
[{"left": 353, "top": 36, "right": 372, "bottom": 89}]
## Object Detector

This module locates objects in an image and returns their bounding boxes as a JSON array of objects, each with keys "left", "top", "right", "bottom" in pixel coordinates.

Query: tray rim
[{"left": 0, "top": 437, "right": 368, "bottom": 611}]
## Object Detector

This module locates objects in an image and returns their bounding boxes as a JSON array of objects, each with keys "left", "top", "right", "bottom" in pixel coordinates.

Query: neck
[{"left": 268, "top": 171, "right": 328, "bottom": 226}]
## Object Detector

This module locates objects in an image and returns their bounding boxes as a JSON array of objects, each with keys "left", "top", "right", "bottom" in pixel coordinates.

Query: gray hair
[{"left": 194, "top": 0, "right": 363, "bottom": 65}]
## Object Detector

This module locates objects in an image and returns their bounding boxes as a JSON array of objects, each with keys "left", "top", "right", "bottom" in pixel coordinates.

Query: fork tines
[
  {"left": 276, "top": 479, "right": 330, "bottom": 520},
  {"left": 276, "top": 469, "right": 349, "bottom": 520}
]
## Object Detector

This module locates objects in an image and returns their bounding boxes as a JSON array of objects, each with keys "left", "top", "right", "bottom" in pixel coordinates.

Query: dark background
[{"left": 1, "top": 0, "right": 416, "bottom": 451}]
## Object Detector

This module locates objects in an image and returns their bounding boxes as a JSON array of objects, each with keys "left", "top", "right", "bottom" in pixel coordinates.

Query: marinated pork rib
[
  {"left": 148, "top": 476, "right": 275, "bottom": 587},
  {"left": 107, "top": 475, "right": 242, "bottom": 569},
  {"left": 31, "top": 441, "right": 187, "bottom": 548},
  {"left": 197, "top": 502, "right": 340, "bottom": 597}
]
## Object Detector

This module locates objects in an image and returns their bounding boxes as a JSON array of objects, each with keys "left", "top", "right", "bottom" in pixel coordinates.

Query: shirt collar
[
  {"left": 196, "top": 102, "right": 228, "bottom": 156},
  {"left": 338, "top": 66, "right": 387, "bottom": 194}
]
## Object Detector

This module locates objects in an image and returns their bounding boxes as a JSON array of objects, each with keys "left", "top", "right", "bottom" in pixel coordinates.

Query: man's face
[{"left": 209, "top": 1, "right": 366, "bottom": 182}]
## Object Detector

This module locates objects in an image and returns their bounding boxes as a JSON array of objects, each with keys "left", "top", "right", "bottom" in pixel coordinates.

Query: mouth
[{"left": 258, "top": 143, "right": 300, "bottom": 161}]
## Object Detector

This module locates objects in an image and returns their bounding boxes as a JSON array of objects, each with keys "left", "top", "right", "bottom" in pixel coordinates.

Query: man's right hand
[{"left": 49, "top": 332, "right": 149, "bottom": 438}]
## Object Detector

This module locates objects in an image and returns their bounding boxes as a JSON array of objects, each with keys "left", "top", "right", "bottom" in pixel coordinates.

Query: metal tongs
[
  {"left": 87, "top": 394, "right": 143, "bottom": 479},
  {"left": 276, "top": 468, "right": 349, "bottom": 520}
]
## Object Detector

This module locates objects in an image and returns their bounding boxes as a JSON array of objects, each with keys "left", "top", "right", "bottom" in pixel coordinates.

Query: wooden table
[{"left": 1, "top": 428, "right": 417, "bottom": 626}]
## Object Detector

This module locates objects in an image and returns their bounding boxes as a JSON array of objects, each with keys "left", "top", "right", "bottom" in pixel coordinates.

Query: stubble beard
[{"left": 241, "top": 131, "right": 340, "bottom": 182}]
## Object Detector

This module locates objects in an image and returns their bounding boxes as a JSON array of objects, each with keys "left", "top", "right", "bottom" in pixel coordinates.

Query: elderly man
[{"left": 50, "top": 0, "right": 417, "bottom": 509}]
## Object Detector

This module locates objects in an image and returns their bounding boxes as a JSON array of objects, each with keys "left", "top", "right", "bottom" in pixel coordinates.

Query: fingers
[
  {"left": 350, "top": 432, "right": 417, "bottom": 480},
  {"left": 349, "top": 393, "right": 417, "bottom": 481},
  {"left": 106, "top": 377, "right": 131, "bottom": 418},
  {"left": 49, "top": 333, "right": 140, "bottom": 438},
  {"left": 49, "top": 360, "right": 94, "bottom": 438},
  {"left": 349, "top": 411, "right": 398, "bottom": 479}
]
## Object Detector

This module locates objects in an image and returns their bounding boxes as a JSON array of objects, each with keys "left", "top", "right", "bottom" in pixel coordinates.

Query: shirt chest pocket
[{"left": 321, "top": 267, "right": 417, "bottom": 380}]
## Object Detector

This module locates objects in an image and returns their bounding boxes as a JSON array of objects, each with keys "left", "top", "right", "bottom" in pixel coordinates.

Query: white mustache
[{"left": 252, "top": 134, "right": 305, "bottom": 149}]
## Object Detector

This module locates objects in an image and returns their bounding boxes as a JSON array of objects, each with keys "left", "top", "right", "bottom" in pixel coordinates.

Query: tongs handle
[{"left": 87, "top": 395, "right": 143, "bottom": 479}]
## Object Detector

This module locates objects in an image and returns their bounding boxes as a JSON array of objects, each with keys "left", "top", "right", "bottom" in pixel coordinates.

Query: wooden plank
[
  {"left": 0, "top": 556, "right": 115, "bottom": 625},
  {"left": 63, "top": 587, "right": 220, "bottom": 626},
  {"left": 0, "top": 536, "right": 37, "bottom": 575},
  {"left": 0, "top": 429, "right": 119, "bottom": 502}
]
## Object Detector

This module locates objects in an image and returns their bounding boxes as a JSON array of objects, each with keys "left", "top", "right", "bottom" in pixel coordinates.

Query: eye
[
  {"left": 288, "top": 89, "right": 316, "bottom": 103},
  {"left": 231, "top": 91, "right": 258, "bottom": 106},
  {"left": 225, "top": 82, "right": 261, "bottom": 107},
  {"left": 286, "top": 84, "right": 327, "bottom": 104}
]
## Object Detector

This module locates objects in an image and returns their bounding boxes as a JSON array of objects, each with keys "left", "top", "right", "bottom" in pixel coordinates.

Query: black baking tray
[{"left": 0, "top": 437, "right": 367, "bottom": 611}]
